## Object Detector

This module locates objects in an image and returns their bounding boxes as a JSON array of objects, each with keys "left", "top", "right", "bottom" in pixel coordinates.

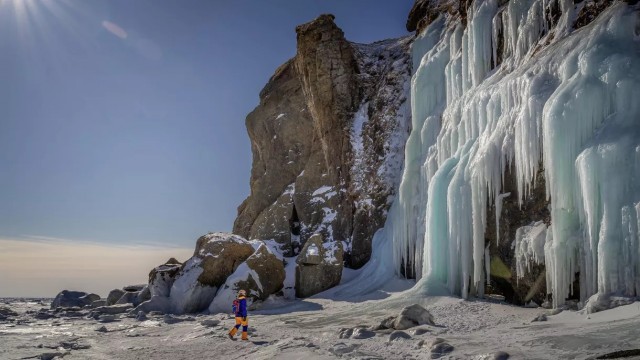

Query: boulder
[
  {"left": 51, "top": 290, "right": 100, "bottom": 309},
  {"left": 295, "top": 234, "right": 343, "bottom": 297},
  {"left": 393, "top": 304, "right": 435, "bottom": 330},
  {"left": 90, "top": 300, "right": 107, "bottom": 308},
  {"left": 90, "top": 304, "right": 133, "bottom": 316},
  {"left": 377, "top": 304, "right": 435, "bottom": 331},
  {"left": 193, "top": 232, "right": 255, "bottom": 287},
  {"left": 166, "top": 233, "right": 255, "bottom": 314},
  {"left": 388, "top": 330, "right": 411, "bottom": 341},
  {"left": 98, "top": 314, "right": 117, "bottom": 323},
  {"left": 115, "top": 286, "right": 150, "bottom": 307},
  {"left": 208, "top": 244, "right": 285, "bottom": 313},
  {"left": 200, "top": 319, "right": 220, "bottom": 327},
  {"left": 135, "top": 296, "right": 171, "bottom": 314},
  {"left": 584, "top": 293, "right": 635, "bottom": 314},
  {"left": 106, "top": 289, "right": 125, "bottom": 306},
  {"left": 148, "top": 258, "right": 182, "bottom": 297},
  {"left": 169, "top": 258, "right": 218, "bottom": 314}
]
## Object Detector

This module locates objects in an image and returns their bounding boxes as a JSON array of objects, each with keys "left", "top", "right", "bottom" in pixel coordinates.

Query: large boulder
[
  {"left": 295, "top": 234, "right": 343, "bottom": 297},
  {"left": 115, "top": 286, "right": 150, "bottom": 307},
  {"left": 51, "top": 290, "right": 100, "bottom": 309},
  {"left": 168, "top": 257, "right": 219, "bottom": 314},
  {"left": 192, "top": 232, "right": 255, "bottom": 288},
  {"left": 209, "top": 244, "right": 285, "bottom": 313},
  {"left": 148, "top": 258, "right": 182, "bottom": 297},
  {"left": 106, "top": 289, "right": 125, "bottom": 306},
  {"left": 135, "top": 296, "right": 171, "bottom": 314},
  {"left": 166, "top": 232, "right": 254, "bottom": 314}
]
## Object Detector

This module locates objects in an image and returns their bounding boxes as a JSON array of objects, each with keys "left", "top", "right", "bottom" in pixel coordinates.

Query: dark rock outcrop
[
  {"left": 485, "top": 166, "right": 550, "bottom": 305},
  {"left": 51, "top": 291, "right": 100, "bottom": 309},
  {"left": 296, "top": 233, "right": 343, "bottom": 297}
]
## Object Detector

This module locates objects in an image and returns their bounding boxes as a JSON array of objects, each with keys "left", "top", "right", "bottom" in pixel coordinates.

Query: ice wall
[{"left": 389, "top": 1, "right": 640, "bottom": 306}]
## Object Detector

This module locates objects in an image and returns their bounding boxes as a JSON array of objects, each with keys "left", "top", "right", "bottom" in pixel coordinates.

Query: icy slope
[{"left": 385, "top": 1, "right": 640, "bottom": 307}]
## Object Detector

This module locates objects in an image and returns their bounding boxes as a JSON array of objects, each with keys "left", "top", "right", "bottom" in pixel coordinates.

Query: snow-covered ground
[{"left": 2, "top": 290, "right": 639, "bottom": 359}]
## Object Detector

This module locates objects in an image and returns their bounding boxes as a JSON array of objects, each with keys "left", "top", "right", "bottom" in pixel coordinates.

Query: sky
[{"left": 0, "top": 0, "right": 413, "bottom": 297}]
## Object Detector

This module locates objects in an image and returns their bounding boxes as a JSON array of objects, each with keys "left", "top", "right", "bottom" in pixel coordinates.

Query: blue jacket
[{"left": 234, "top": 296, "right": 247, "bottom": 317}]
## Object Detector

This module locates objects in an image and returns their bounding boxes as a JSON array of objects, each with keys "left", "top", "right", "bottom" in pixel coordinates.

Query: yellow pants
[
  {"left": 234, "top": 316, "right": 248, "bottom": 330},
  {"left": 229, "top": 316, "right": 249, "bottom": 339}
]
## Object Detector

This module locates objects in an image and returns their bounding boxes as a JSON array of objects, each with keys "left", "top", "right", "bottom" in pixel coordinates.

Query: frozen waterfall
[{"left": 386, "top": 1, "right": 640, "bottom": 307}]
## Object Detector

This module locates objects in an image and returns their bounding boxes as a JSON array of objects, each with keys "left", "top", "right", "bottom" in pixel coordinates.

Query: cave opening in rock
[{"left": 289, "top": 204, "right": 302, "bottom": 256}]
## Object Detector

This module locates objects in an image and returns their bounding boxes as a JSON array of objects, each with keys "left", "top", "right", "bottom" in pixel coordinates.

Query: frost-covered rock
[
  {"left": 148, "top": 258, "right": 182, "bottom": 297},
  {"left": 208, "top": 243, "right": 285, "bottom": 314},
  {"left": 296, "top": 234, "right": 343, "bottom": 297},
  {"left": 169, "top": 258, "right": 218, "bottom": 314},
  {"left": 192, "top": 232, "right": 255, "bottom": 288},
  {"left": 583, "top": 293, "right": 636, "bottom": 314},
  {"left": 135, "top": 295, "right": 171, "bottom": 314},
  {"left": 164, "top": 233, "right": 254, "bottom": 314},
  {"left": 51, "top": 290, "right": 100, "bottom": 309}
]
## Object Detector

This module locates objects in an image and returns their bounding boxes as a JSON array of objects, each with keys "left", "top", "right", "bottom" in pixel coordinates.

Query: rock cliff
[{"left": 233, "top": 15, "right": 412, "bottom": 273}]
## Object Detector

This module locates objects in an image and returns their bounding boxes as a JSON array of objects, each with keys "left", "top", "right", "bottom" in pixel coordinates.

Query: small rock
[
  {"left": 136, "top": 311, "right": 148, "bottom": 321},
  {"left": 493, "top": 351, "right": 510, "bottom": 360},
  {"left": 388, "top": 330, "right": 411, "bottom": 341},
  {"left": 524, "top": 301, "right": 540, "bottom": 308},
  {"left": 547, "top": 308, "right": 563, "bottom": 316},
  {"left": 91, "top": 300, "right": 107, "bottom": 308},
  {"left": 352, "top": 328, "right": 375, "bottom": 339},
  {"left": 330, "top": 343, "right": 358, "bottom": 356},
  {"left": 531, "top": 314, "right": 547, "bottom": 322},
  {"left": 38, "top": 352, "right": 66, "bottom": 360},
  {"left": 95, "top": 325, "right": 108, "bottom": 332},
  {"left": 200, "top": 319, "right": 220, "bottom": 327},
  {"left": 98, "top": 314, "right": 117, "bottom": 323},
  {"left": 91, "top": 304, "right": 133, "bottom": 315},
  {"left": 376, "top": 315, "right": 396, "bottom": 330},
  {"left": 338, "top": 328, "right": 354, "bottom": 339},
  {"left": 412, "top": 327, "right": 430, "bottom": 335},
  {"left": 430, "top": 341, "right": 454, "bottom": 359}
]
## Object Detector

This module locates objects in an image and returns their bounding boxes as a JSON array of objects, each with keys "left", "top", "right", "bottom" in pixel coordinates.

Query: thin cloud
[{"left": 102, "top": 20, "right": 128, "bottom": 39}]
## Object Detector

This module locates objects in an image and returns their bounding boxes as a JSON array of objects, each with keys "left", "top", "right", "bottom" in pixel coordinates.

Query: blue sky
[{"left": 0, "top": 0, "right": 413, "bottom": 249}]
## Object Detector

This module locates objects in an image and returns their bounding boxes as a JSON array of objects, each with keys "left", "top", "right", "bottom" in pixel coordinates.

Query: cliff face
[{"left": 234, "top": 15, "right": 412, "bottom": 270}]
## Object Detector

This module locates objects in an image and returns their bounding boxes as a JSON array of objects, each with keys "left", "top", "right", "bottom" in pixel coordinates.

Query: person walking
[{"left": 228, "top": 289, "right": 249, "bottom": 341}]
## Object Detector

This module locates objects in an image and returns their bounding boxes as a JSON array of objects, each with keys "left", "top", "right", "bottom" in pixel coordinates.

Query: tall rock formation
[{"left": 234, "top": 14, "right": 412, "bottom": 275}]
